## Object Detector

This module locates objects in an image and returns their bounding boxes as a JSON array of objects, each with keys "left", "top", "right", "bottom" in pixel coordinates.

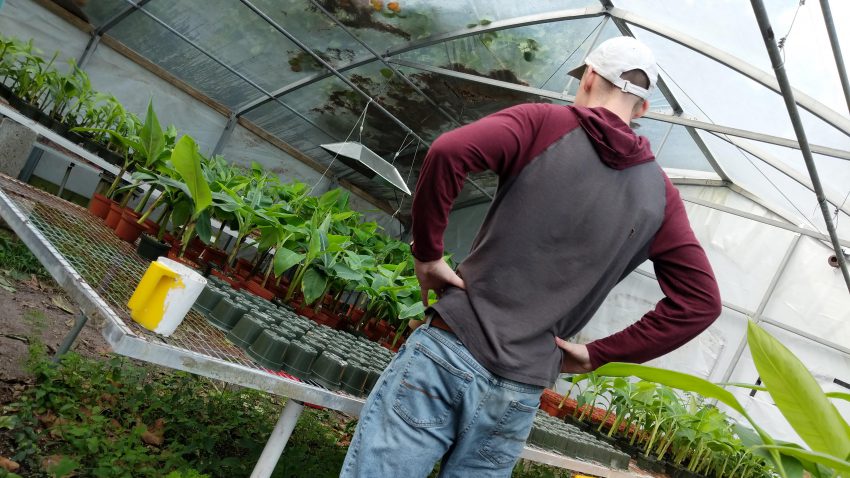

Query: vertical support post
[
  {"left": 819, "top": 0, "right": 850, "bottom": 116},
  {"left": 18, "top": 147, "right": 43, "bottom": 183},
  {"left": 78, "top": 34, "right": 101, "bottom": 69},
  {"left": 750, "top": 0, "right": 850, "bottom": 293},
  {"left": 57, "top": 162, "right": 75, "bottom": 198},
  {"left": 249, "top": 399, "right": 305, "bottom": 478},
  {"left": 717, "top": 234, "right": 801, "bottom": 385},
  {"left": 53, "top": 312, "right": 89, "bottom": 362},
  {"left": 211, "top": 112, "right": 238, "bottom": 156}
]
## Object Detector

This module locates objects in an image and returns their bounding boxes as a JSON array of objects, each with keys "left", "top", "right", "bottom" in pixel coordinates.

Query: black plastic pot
[
  {"left": 207, "top": 298, "right": 248, "bottom": 331},
  {"left": 193, "top": 285, "right": 225, "bottom": 315},
  {"left": 0, "top": 83, "right": 13, "bottom": 100},
  {"left": 363, "top": 368, "right": 382, "bottom": 395},
  {"left": 247, "top": 329, "right": 289, "bottom": 370},
  {"left": 340, "top": 363, "right": 369, "bottom": 396},
  {"left": 137, "top": 234, "right": 170, "bottom": 261},
  {"left": 636, "top": 454, "right": 666, "bottom": 474},
  {"left": 310, "top": 352, "right": 347, "bottom": 389},
  {"left": 227, "top": 314, "right": 266, "bottom": 349},
  {"left": 282, "top": 342, "right": 318, "bottom": 379},
  {"left": 671, "top": 466, "right": 703, "bottom": 478}
]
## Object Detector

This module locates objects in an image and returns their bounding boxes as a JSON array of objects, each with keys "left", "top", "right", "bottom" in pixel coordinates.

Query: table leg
[
  {"left": 53, "top": 312, "right": 88, "bottom": 362},
  {"left": 249, "top": 399, "right": 305, "bottom": 478}
]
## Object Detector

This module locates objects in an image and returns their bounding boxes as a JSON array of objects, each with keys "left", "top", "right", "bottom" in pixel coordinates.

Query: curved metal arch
[
  {"left": 238, "top": 5, "right": 850, "bottom": 142},
  {"left": 234, "top": 6, "right": 607, "bottom": 115}
]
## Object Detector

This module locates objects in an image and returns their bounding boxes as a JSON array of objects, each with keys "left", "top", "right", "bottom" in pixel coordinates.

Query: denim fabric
[{"left": 340, "top": 324, "right": 543, "bottom": 478}]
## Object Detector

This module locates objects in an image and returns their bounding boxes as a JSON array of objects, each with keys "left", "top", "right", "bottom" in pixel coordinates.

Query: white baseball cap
[{"left": 568, "top": 36, "right": 658, "bottom": 100}]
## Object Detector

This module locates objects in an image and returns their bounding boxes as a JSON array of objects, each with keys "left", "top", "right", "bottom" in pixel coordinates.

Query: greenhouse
[{"left": 0, "top": 0, "right": 848, "bottom": 477}]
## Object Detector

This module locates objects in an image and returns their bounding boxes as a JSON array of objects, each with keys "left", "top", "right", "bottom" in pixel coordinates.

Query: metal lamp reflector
[{"left": 320, "top": 141, "right": 411, "bottom": 195}]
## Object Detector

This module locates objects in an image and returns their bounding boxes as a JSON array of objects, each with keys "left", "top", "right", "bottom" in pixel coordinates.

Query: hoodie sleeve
[
  {"left": 585, "top": 175, "right": 722, "bottom": 368},
  {"left": 411, "top": 104, "right": 578, "bottom": 261}
]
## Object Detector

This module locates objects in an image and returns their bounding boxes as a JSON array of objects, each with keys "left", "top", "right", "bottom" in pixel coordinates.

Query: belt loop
[{"left": 424, "top": 312, "right": 434, "bottom": 327}]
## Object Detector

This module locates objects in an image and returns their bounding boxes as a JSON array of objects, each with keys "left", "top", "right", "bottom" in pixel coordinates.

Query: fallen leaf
[
  {"left": 0, "top": 276, "right": 15, "bottom": 293},
  {"left": 41, "top": 454, "right": 76, "bottom": 477},
  {"left": 37, "top": 411, "right": 57, "bottom": 426},
  {"left": 51, "top": 295, "right": 75, "bottom": 314},
  {"left": 141, "top": 418, "right": 165, "bottom": 446},
  {"left": 0, "top": 456, "right": 20, "bottom": 472}
]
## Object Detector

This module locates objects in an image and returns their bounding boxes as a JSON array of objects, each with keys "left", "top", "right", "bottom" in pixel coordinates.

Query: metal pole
[
  {"left": 57, "top": 162, "right": 74, "bottom": 198},
  {"left": 237, "top": 0, "right": 494, "bottom": 201},
  {"left": 750, "top": 0, "right": 850, "bottom": 293},
  {"left": 249, "top": 399, "right": 305, "bottom": 478},
  {"left": 119, "top": 0, "right": 337, "bottom": 142},
  {"left": 717, "top": 234, "right": 801, "bottom": 385},
  {"left": 78, "top": 0, "right": 153, "bottom": 67},
  {"left": 53, "top": 312, "right": 89, "bottom": 362},
  {"left": 819, "top": 0, "right": 850, "bottom": 116},
  {"left": 212, "top": 113, "right": 238, "bottom": 157},
  {"left": 18, "top": 148, "right": 43, "bottom": 183}
]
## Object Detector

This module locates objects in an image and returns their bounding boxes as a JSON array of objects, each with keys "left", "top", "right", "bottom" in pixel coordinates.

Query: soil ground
[{"left": 0, "top": 274, "right": 108, "bottom": 407}]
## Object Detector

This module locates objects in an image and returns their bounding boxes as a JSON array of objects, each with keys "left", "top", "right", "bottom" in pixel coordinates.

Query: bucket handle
[{"left": 128, "top": 261, "right": 179, "bottom": 312}]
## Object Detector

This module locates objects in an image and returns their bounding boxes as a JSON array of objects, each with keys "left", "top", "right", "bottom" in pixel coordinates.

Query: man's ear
[
  {"left": 632, "top": 99, "right": 649, "bottom": 119},
  {"left": 581, "top": 66, "right": 595, "bottom": 93}
]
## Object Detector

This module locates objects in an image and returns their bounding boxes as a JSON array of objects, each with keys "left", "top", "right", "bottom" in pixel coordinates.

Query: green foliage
[
  {"left": 0, "top": 228, "right": 47, "bottom": 278},
  {"left": 2, "top": 347, "right": 350, "bottom": 477}
]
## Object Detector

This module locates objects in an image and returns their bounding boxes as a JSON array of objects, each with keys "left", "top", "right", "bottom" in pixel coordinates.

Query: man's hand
[
  {"left": 556, "top": 337, "right": 593, "bottom": 373},
  {"left": 414, "top": 258, "right": 465, "bottom": 307}
]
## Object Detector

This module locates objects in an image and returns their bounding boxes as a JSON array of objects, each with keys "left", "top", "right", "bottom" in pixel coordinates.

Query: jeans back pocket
[
  {"left": 392, "top": 343, "right": 473, "bottom": 428},
  {"left": 479, "top": 400, "right": 538, "bottom": 467}
]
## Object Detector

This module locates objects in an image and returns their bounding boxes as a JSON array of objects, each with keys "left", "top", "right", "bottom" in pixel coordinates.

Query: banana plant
[
  {"left": 595, "top": 320, "right": 850, "bottom": 478},
  {"left": 169, "top": 135, "right": 212, "bottom": 255}
]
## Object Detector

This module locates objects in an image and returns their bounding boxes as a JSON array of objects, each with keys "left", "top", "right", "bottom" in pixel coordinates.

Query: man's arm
[
  {"left": 582, "top": 175, "right": 722, "bottom": 369},
  {"left": 410, "top": 104, "right": 571, "bottom": 261}
]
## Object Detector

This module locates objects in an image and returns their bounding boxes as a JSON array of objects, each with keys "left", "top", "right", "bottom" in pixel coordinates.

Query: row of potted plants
[
  {"left": 0, "top": 33, "right": 430, "bottom": 348},
  {"left": 540, "top": 374, "right": 773, "bottom": 478}
]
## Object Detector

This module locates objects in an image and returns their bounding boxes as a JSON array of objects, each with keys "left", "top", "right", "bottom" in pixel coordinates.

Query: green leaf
[
  {"left": 748, "top": 321, "right": 850, "bottom": 458},
  {"left": 735, "top": 424, "right": 804, "bottom": 478},
  {"left": 318, "top": 188, "right": 341, "bottom": 211},
  {"left": 170, "top": 198, "right": 192, "bottom": 227},
  {"left": 756, "top": 445, "right": 850, "bottom": 474},
  {"left": 379, "top": 68, "right": 393, "bottom": 79},
  {"left": 479, "top": 18, "right": 492, "bottom": 25},
  {"left": 826, "top": 391, "right": 850, "bottom": 403},
  {"left": 139, "top": 99, "right": 165, "bottom": 167},
  {"left": 594, "top": 362, "right": 768, "bottom": 437},
  {"left": 301, "top": 268, "right": 327, "bottom": 305},
  {"left": 718, "top": 382, "right": 768, "bottom": 392},
  {"left": 171, "top": 135, "right": 212, "bottom": 217},
  {"left": 195, "top": 209, "right": 212, "bottom": 244},
  {"left": 398, "top": 301, "right": 426, "bottom": 319},
  {"left": 331, "top": 263, "right": 362, "bottom": 282},
  {"left": 273, "top": 247, "right": 304, "bottom": 277}
]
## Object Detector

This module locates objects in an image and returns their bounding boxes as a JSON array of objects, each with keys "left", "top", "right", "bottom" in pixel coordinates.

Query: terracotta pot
[
  {"left": 540, "top": 389, "right": 571, "bottom": 418},
  {"left": 115, "top": 209, "right": 146, "bottom": 243},
  {"left": 88, "top": 193, "right": 112, "bottom": 219},
  {"left": 245, "top": 279, "right": 275, "bottom": 301},
  {"left": 104, "top": 202, "right": 124, "bottom": 229},
  {"left": 234, "top": 258, "right": 254, "bottom": 279},
  {"left": 313, "top": 310, "right": 341, "bottom": 329},
  {"left": 166, "top": 249, "right": 200, "bottom": 270},
  {"left": 374, "top": 319, "right": 390, "bottom": 339}
]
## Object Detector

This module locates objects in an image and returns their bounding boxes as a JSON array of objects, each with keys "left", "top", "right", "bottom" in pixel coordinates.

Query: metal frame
[
  {"left": 235, "top": 0, "right": 493, "bottom": 200},
  {"left": 234, "top": 6, "right": 608, "bottom": 115},
  {"left": 750, "top": 0, "right": 850, "bottom": 292},
  {"left": 819, "top": 0, "right": 850, "bottom": 116},
  {"left": 608, "top": 6, "right": 850, "bottom": 138},
  {"left": 708, "top": 132, "right": 850, "bottom": 218},
  {"left": 716, "top": 234, "right": 801, "bottom": 385},
  {"left": 78, "top": 0, "right": 153, "bottom": 68},
  {"left": 211, "top": 112, "right": 238, "bottom": 157},
  {"left": 391, "top": 59, "right": 850, "bottom": 162}
]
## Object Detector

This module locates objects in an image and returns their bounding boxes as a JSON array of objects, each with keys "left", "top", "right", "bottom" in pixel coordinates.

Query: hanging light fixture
[{"left": 320, "top": 141, "right": 412, "bottom": 195}]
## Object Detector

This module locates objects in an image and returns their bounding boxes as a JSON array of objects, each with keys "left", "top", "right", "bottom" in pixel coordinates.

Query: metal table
[{"left": 0, "top": 173, "right": 643, "bottom": 478}]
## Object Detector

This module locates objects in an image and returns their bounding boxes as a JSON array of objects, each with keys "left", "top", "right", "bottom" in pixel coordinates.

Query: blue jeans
[{"left": 340, "top": 323, "right": 544, "bottom": 478}]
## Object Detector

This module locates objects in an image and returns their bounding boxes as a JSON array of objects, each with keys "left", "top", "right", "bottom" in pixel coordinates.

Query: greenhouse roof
[{"left": 67, "top": 0, "right": 849, "bottom": 242}]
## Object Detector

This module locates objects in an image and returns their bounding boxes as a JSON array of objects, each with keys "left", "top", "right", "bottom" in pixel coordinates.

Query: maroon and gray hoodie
[{"left": 411, "top": 103, "right": 722, "bottom": 387}]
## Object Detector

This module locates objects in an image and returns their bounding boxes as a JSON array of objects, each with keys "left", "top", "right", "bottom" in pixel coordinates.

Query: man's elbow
[{"left": 699, "top": 283, "right": 722, "bottom": 325}]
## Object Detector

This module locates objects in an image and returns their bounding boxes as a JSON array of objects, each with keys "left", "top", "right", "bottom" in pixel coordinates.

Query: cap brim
[{"left": 567, "top": 64, "right": 587, "bottom": 81}]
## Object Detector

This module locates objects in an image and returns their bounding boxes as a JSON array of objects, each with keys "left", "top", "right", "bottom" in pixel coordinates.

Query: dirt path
[{"left": 0, "top": 274, "right": 109, "bottom": 404}]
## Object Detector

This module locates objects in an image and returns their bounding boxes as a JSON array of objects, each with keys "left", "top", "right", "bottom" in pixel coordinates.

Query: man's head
[{"left": 569, "top": 37, "right": 658, "bottom": 121}]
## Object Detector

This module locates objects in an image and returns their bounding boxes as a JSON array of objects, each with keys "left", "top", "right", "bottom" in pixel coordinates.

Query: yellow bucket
[{"left": 127, "top": 257, "right": 206, "bottom": 336}]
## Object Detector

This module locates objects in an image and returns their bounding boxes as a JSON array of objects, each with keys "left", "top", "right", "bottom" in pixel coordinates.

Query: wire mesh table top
[{"left": 0, "top": 174, "right": 365, "bottom": 411}]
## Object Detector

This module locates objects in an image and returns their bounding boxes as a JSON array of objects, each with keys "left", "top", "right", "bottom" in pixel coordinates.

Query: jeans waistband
[{"left": 420, "top": 323, "right": 543, "bottom": 394}]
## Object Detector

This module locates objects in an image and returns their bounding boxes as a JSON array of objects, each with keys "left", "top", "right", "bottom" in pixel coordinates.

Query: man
[{"left": 340, "top": 37, "right": 721, "bottom": 477}]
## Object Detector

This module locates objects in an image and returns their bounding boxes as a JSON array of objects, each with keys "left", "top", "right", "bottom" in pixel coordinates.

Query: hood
[{"left": 572, "top": 106, "right": 655, "bottom": 170}]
